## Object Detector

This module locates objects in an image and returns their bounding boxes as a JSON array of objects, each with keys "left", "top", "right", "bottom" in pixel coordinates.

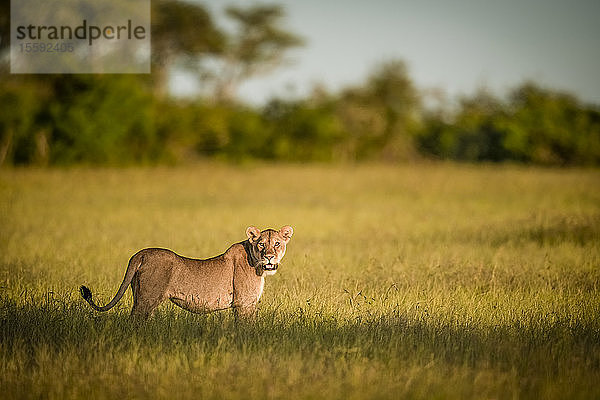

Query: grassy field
[{"left": 1, "top": 163, "right": 599, "bottom": 399}]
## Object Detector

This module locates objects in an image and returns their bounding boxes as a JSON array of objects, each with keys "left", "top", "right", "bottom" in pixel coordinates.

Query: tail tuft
[{"left": 80, "top": 285, "right": 92, "bottom": 301}]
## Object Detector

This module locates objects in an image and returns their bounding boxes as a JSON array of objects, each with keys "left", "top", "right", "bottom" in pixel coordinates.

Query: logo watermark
[{"left": 11, "top": 0, "right": 150, "bottom": 73}]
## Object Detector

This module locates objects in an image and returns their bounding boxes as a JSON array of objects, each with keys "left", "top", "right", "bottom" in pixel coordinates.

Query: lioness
[{"left": 80, "top": 226, "right": 293, "bottom": 319}]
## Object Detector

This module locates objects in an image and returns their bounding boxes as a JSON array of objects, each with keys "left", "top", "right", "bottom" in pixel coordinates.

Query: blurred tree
[
  {"left": 262, "top": 98, "right": 343, "bottom": 161},
  {"left": 336, "top": 60, "right": 421, "bottom": 161},
  {"left": 504, "top": 82, "right": 600, "bottom": 165},
  {"left": 418, "top": 89, "right": 519, "bottom": 162},
  {"left": 452, "top": 90, "right": 510, "bottom": 161},
  {"left": 0, "top": 0, "right": 226, "bottom": 165},
  {"left": 49, "top": 75, "right": 157, "bottom": 164},
  {"left": 418, "top": 83, "right": 600, "bottom": 165},
  {"left": 152, "top": 0, "right": 225, "bottom": 96},
  {"left": 0, "top": 77, "right": 51, "bottom": 165},
  {"left": 0, "top": 0, "right": 8, "bottom": 73},
  {"left": 2, "top": 0, "right": 599, "bottom": 167},
  {"left": 203, "top": 4, "right": 303, "bottom": 102}
]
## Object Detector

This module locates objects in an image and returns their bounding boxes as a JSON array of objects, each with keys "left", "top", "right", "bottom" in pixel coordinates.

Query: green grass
[{"left": 1, "top": 163, "right": 599, "bottom": 399}]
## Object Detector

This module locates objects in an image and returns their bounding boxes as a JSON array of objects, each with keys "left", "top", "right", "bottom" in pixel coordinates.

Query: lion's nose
[{"left": 265, "top": 254, "right": 275, "bottom": 262}]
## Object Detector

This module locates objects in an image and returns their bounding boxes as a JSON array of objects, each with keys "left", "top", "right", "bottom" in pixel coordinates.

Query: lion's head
[{"left": 246, "top": 225, "right": 293, "bottom": 275}]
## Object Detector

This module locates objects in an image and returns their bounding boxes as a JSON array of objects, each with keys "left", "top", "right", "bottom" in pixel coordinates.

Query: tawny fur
[{"left": 80, "top": 226, "right": 293, "bottom": 320}]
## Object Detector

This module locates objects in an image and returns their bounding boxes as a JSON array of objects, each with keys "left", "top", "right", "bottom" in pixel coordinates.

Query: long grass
[{"left": 1, "top": 163, "right": 599, "bottom": 399}]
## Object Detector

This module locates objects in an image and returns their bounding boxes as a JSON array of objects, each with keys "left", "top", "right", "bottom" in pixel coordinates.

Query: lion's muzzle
[{"left": 263, "top": 262, "right": 278, "bottom": 271}]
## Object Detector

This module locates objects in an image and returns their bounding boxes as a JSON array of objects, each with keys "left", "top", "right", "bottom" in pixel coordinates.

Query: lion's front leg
[{"left": 232, "top": 304, "right": 258, "bottom": 322}]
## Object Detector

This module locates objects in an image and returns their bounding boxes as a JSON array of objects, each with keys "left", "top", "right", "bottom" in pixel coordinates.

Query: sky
[{"left": 174, "top": 0, "right": 600, "bottom": 106}]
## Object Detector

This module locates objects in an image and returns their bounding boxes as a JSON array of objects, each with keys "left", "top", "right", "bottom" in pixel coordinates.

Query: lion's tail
[{"left": 80, "top": 252, "right": 144, "bottom": 312}]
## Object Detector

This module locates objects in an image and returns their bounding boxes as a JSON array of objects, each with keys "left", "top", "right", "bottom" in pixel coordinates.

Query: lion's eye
[
  {"left": 274, "top": 242, "right": 280, "bottom": 248},
  {"left": 258, "top": 243, "right": 265, "bottom": 249}
]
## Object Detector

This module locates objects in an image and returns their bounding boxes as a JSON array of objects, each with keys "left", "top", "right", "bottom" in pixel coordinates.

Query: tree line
[{"left": 0, "top": 0, "right": 598, "bottom": 166}]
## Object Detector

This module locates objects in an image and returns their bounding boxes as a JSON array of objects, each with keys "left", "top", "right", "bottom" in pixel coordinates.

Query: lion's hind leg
[
  {"left": 130, "top": 300, "right": 163, "bottom": 320},
  {"left": 129, "top": 270, "right": 169, "bottom": 320}
]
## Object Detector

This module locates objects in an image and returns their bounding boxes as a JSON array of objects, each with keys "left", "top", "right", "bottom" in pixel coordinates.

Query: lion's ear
[
  {"left": 246, "top": 226, "right": 261, "bottom": 242},
  {"left": 279, "top": 225, "right": 293, "bottom": 243}
]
